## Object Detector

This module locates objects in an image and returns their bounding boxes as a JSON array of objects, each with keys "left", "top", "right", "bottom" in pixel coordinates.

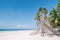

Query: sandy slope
[{"left": 0, "top": 30, "right": 60, "bottom": 40}]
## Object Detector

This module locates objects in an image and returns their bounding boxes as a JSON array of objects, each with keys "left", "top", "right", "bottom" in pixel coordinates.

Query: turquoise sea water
[{"left": 0, "top": 29, "right": 33, "bottom": 32}]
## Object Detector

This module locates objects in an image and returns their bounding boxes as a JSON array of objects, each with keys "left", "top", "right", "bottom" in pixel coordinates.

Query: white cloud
[
  {"left": 16, "top": 25, "right": 29, "bottom": 28},
  {"left": 17, "top": 25, "right": 21, "bottom": 27}
]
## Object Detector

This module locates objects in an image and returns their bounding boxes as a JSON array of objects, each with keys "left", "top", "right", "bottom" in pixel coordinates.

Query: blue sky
[{"left": 0, "top": 0, "right": 58, "bottom": 29}]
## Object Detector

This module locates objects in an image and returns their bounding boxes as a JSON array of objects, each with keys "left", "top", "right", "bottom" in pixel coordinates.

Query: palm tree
[
  {"left": 49, "top": 8, "right": 60, "bottom": 30},
  {"left": 35, "top": 7, "right": 48, "bottom": 26},
  {"left": 35, "top": 7, "right": 43, "bottom": 30},
  {"left": 49, "top": 8, "right": 58, "bottom": 28},
  {"left": 31, "top": 7, "right": 43, "bottom": 35},
  {"left": 34, "top": 7, "right": 48, "bottom": 35},
  {"left": 32, "top": 0, "right": 60, "bottom": 36},
  {"left": 56, "top": 0, "right": 60, "bottom": 29}
]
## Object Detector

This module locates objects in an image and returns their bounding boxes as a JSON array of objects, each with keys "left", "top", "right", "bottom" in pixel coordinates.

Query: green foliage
[
  {"left": 35, "top": 7, "right": 47, "bottom": 21},
  {"left": 49, "top": 8, "right": 60, "bottom": 28},
  {"left": 35, "top": 0, "right": 60, "bottom": 29},
  {"left": 35, "top": 11, "right": 40, "bottom": 21}
]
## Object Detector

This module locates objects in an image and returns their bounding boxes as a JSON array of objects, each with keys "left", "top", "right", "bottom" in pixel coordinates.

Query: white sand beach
[{"left": 0, "top": 30, "right": 60, "bottom": 40}]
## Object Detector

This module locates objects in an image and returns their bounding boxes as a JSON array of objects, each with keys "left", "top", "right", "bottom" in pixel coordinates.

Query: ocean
[{"left": 0, "top": 29, "right": 33, "bottom": 31}]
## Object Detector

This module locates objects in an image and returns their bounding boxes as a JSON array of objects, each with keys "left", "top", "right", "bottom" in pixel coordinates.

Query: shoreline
[{"left": 0, "top": 30, "right": 60, "bottom": 40}]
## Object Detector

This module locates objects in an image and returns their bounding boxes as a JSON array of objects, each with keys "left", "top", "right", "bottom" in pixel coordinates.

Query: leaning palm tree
[
  {"left": 31, "top": 7, "right": 42, "bottom": 35},
  {"left": 33, "top": 7, "right": 59, "bottom": 36},
  {"left": 31, "top": 0, "right": 60, "bottom": 36},
  {"left": 49, "top": 5, "right": 60, "bottom": 30},
  {"left": 56, "top": 0, "right": 60, "bottom": 30},
  {"left": 31, "top": 7, "right": 48, "bottom": 36},
  {"left": 49, "top": 8, "right": 58, "bottom": 28}
]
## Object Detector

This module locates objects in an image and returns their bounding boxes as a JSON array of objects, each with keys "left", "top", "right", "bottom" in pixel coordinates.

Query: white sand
[{"left": 0, "top": 30, "right": 60, "bottom": 40}]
